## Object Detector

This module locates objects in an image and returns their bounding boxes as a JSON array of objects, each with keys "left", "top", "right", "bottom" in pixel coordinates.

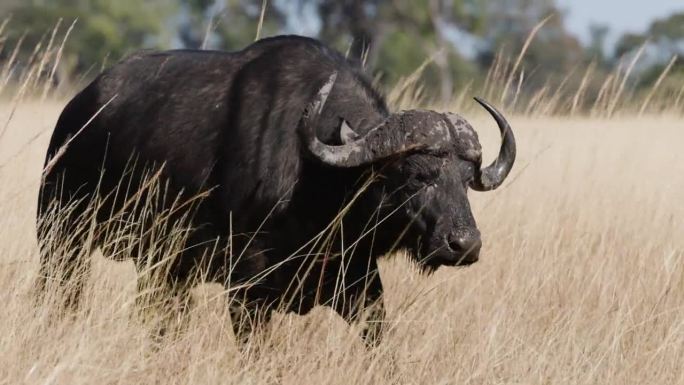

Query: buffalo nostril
[{"left": 448, "top": 237, "right": 482, "bottom": 261}]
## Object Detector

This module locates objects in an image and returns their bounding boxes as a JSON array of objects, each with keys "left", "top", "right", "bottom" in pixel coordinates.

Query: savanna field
[{"left": 0, "top": 93, "right": 682, "bottom": 384}]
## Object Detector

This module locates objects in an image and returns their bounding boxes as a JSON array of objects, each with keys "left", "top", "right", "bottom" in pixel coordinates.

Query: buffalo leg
[
  {"left": 358, "top": 298, "right": 386, "bottom": 347},
  {"left": 228, "top": 294, "right": 272, "bottom": 347},
  {"left": 334, "top": 271, "right": 386, "bottom": 347},
  {"left": 219, "top": 245, "right": 274, "bottom": 348},
  {"left": 36, "top": 232, "right": 93, "bottom": 310},
  {"left": 135, "top": 265, "right": 191, "bottom": 339},
  {"left": 35, "top": 181, "right": 97, "bottom": 311}
]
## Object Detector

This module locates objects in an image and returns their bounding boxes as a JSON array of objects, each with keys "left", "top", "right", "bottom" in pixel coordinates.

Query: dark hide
[{"left": 37, "top": 35, "right": 500, "bottom": 346}]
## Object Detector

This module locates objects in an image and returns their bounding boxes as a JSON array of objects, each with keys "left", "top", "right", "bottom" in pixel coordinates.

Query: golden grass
[{"left": 1, "top": 98, "right": 682, "bottom": 384}]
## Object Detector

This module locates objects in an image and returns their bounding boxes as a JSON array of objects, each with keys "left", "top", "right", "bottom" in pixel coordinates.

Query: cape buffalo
[{"left": 37, "top": 35, "right": 516, "bottom": 345}]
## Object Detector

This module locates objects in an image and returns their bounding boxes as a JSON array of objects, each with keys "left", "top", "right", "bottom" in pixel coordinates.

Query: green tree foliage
[
  {"left": 474, "top": 1, "right": 584, "bottom": 89},
  {"left": 301, "top": 1, "right": 484, "bottom": 101},
  {"left": 179, "top": 0, "right": 285, "bottom": 50},
  {"left": 179, "top": 0, "right": 484, "bottom": 100},
  {"left": 614, "top": 12, "right": 683, "bottom": 95},
  {"left": 3, "top": 0, "right": 678, "bottom": 106},
  {"left": 616, "top": 12, "right": 684, "bottom": 58},
  {"left": 2, "top": 0, "right": 176, "bottom": 73},
  {"left": 587, "top": 23, "right": 610, "bottom": 63},
  {"left": 650, "top": 12, "right": 684, "bottom": 45},
  {"left": 309, "top": 0, "right": 584, "bottom": 100}
]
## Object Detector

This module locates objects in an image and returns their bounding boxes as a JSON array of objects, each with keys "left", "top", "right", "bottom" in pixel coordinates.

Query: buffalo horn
[{"left": 469, "top": 97, "right": 516, "bottom": 191}]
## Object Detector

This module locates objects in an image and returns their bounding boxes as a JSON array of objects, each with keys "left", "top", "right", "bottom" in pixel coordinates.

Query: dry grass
[{"left": 1, "top": 96, "right": 683, "bottom": 384}]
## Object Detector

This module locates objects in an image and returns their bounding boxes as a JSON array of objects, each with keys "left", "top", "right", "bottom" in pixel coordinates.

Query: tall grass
[{"left": 1, "top": 16, "right": 683, "bottom": 385}]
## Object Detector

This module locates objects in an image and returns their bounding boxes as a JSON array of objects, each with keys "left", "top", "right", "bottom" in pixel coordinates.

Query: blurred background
[{"left": 1, "top": 0, "right": 683, "bottom": 114}]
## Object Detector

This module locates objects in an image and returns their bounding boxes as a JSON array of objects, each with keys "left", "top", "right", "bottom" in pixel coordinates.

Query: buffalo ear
[{"left": 339, "top": 119, "right": 360, "bottom": 144}]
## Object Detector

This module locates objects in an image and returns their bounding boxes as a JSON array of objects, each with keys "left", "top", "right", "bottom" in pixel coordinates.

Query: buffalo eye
[
  {"left": 414, "top": 165, "right": 440, "bottom": 184},
  {"left": 459, "top": 161, "right": 476, "bottom": 185}
]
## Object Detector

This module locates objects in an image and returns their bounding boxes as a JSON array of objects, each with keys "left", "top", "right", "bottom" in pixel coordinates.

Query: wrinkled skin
[
  {"left": 327, "top": 109, "right": 488, "bottom": 271},
  {"left": 382, "top": 151, "right": 482, "bottom": 270}
]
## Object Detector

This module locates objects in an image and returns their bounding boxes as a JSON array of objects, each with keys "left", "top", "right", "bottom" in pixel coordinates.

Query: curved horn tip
[
  {"left": 473, "top": 97, "right": 495, "bottom": 112},
  {"left": 470, "top": 97, "right": 516, "bottom": 192}
]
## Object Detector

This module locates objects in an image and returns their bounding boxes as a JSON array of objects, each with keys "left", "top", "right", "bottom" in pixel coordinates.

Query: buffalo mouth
[{"left": 415, "top": 247, "right": 480, "bottom": 273}]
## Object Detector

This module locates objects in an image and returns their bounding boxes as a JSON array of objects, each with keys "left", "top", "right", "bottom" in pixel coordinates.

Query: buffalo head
[{"left": 300, "top": 73, "right": 516, "bottom": 270}]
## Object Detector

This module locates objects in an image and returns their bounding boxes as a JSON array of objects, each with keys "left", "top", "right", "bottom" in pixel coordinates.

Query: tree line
[{"left": 1, "top": 0, "right": 682, "bottom": 111}]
